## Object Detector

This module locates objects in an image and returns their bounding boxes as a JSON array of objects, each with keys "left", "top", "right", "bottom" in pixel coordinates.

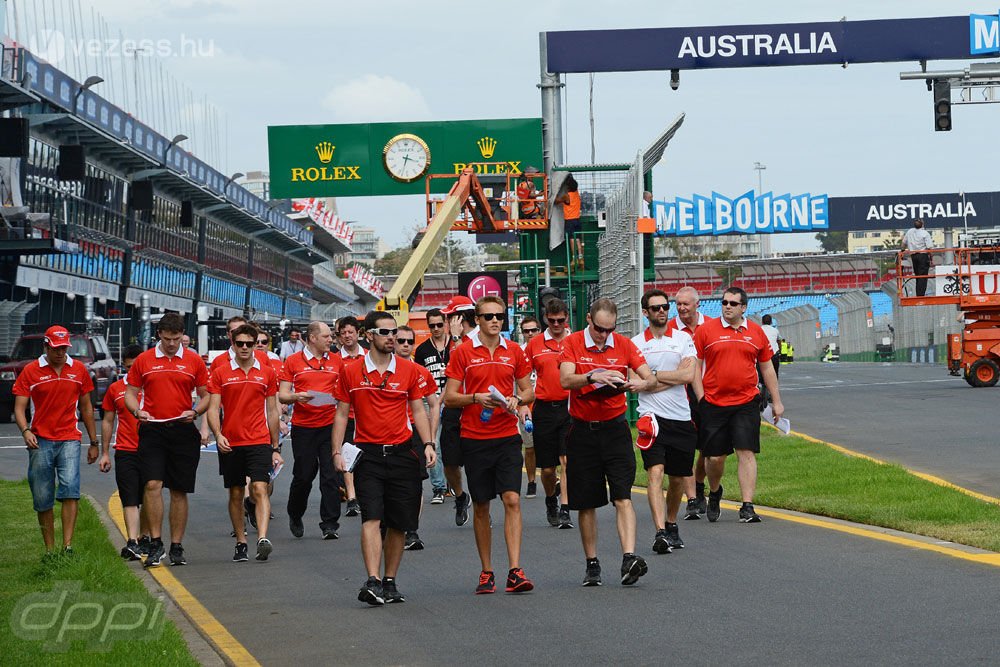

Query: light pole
[{"left": 754, "top": 161, "right": 768, "bottom": 259}]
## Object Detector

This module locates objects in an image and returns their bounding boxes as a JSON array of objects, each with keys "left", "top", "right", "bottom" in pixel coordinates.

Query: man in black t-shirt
[{"left": 413, "top": 309, "right": 450, "bottom": 501}]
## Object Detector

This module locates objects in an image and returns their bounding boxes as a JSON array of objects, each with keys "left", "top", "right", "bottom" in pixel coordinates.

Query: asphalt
[{"left": 1, "top": 398, "right": 997, "bottom": 665}]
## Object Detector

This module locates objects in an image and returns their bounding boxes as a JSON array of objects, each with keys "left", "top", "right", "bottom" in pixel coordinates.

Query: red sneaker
[
  {"left": 476, "top": 570, "right": 496, "bottom": 594},
  {"left": 505, "top": 567, "right": 534, "bottom": 593}
]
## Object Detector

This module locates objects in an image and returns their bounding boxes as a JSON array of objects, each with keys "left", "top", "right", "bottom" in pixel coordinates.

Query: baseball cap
[
  {"left": 441, "top": 296, "right": 475, "bottom": 315},
  {"left": 44, "top": 325, "right": 72, "bottom": 348},
  {"left": 635, "top": 413, "right": 658, "bottom": 450}
]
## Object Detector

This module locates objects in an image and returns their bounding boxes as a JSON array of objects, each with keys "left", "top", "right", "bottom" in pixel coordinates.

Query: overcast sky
[{"left": 31, "top": 1, "right": 1000, "bottom": 252}]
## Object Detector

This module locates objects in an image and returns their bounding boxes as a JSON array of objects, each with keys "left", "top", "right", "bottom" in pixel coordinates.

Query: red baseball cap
[
  {"left": 441, "top": 296, "right": 475, "bottom": 315},
  {"left": 635, "top": 413, "right": 658, "bottom": 450},
  {"left": 44, "top": 325, "right": 72, "bottom": 348}
]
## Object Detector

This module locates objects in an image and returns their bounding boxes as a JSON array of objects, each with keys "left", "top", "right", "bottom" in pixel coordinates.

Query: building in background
[
  {"left": 240, "top": 170, "right": 271, "bottom": 201},
  {"left": 848, "top": 229, "right": 947, "bottom": 254},
  {"left": 349, "top": 226, "right": 388, "bottom": 268},
  {"left": 655, "top": 234, "right": 763, "bottom": 262}
]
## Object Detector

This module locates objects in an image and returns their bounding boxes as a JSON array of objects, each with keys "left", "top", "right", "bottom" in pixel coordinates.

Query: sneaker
[
  {"left": 505, "top": 567, "right": 534, "bottom": 593},
  {"left": 404, "top": 532, "right": 424, "bottom": 551},
  {"left": 696, "top": 495, "right": 708, "bottom": 515},
  {"left": 739, "top": 502, "right": 762, "bottom": 523},
  {"left": 707, "top": 486, "right": 723, "bottom": 523},
  {"left": 256, "top": 538, "right": 273, "bottom": 561},
  {"left": 345, "top": 499, "right": 360, "bottom": 517},
  {"left": 144, "top": 541, "right": 166, "bottom": 568},
  {"left": 475, "top": 570, "right": 496, "bottom": 595},
  {"left": 233, "top": 542, "right": 249, "bottom": 562},
  {"left": 621, "top": 553, "right": 648, "bottom": 586},
  {"left": 554, "top": 479, "right": 561, "bottom": 498},
  {"left": 121, "top": 540, "right": 142, "bottom": 561},
  {"left": 558, "top": 506, "right": 574, "bottom": 529},
  {"left": 382, "top": 578, "right": 405, "bottom": 603},
  {"left": 525, "top": 481, "right": 537, "bottom": 499},
  {"left": 41, "top": 551, "right": 59, "bottom": 565},
  {"left": 431, "top": 490, "right": 445, "bottom": 505},
  {"left": 244, "top": 497, "right": 257, "bottom": 529},
  {"left": 289, "top": 516, "right": 304, "bottom": 538},
  {"left": 665, "top": 523, "right": 685, "bottom": 549},
  {"left": 455, "top": 492, "right": 471, "bottom": 527},
  {"left": 137, "top": 535, "right": 151, "bottom": 557},
  {"left": 684, "top": 498, "right": 701, "bottom": 520},
  {"left": 545, "top": 496, "right": 560, "bottom": 527},
  {"left": 652, "top": 529, "right": 672, "bottom": 555},
  {"left": 169, "top": 543, "right": 187, "bottom": 566},
  {"left": 322, "top": 527, "right": 340, "bottom": 540},
  {"left": 582, "top": 559, "right": 602, "bottom": 587},
  {"left": 62, "top": 545, "right": 74, "bottom": 557},
  {"left": 358, "top": 576, "right": 385, "bottom": 606}
]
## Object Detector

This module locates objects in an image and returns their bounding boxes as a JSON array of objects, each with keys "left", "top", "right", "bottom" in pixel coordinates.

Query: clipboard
[{"left": 341, "top": 442, "right": 362, "bottom": 472}]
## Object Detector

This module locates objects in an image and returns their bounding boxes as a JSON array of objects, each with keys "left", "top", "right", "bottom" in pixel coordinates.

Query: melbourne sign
[
  {"left": 651, "top": 192, "right": 828, "bottom": 236},
  {"left": 268, "top": 118, "right": 542, "bottom": 199}
]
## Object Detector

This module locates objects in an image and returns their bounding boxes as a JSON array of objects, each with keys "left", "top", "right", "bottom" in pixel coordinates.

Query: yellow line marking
[{"left": 107, "top": 492, "right": 261, "bottom": 667}]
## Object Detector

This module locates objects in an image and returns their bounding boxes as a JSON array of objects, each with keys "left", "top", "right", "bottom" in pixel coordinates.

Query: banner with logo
[
  {"left": 458, "top": 271, "right": 510, "bottom": 331},
  {"left": 826, "top": 192, "right": 999, "bottom": 232},
  {"left": 651, "top": 191, "right": 828, "bottom": 236},
  {"left": 268, "top": 118, "right": 542, "bottom": 199}
]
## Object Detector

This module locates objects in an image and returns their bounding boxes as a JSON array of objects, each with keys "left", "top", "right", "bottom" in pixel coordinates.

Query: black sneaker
[
  {"left": 431, "top": 490, "right": 445, "bottom": 504},
  {"left": 554, "top": 479, "right": 561, "bottom": 498},
  {"left": 558, "top": 506, "right": 574, "bottom": 529},
  {"left": 545, "top": 495, "right": 559, "bottom": 527},
  {"left": 233, "top": 542, "right": 249, "bottom": 562},
  {"left": 525, "top": 481, "right": 537, "bottom": 499},
  {"left": 137, "top": 535, "right": 151, "bottom": 557},
  {"left": 144, "top": 541, "right": 166, "bottom": 568},
  {"left": 475, "top": 570, "right": 496, "bottom": 595},
  {"left": 582, "top": 559, "right": 602, "bottom": 587},
  {"left": 621, "top": 553, "right": 648, "bottom": 586},
  {"left": 684, "top": 498, "right": 701, "bottom": 520},
  {"left": 382, "top": 578, "right": 405, "bottom": 603},
  {"left": 322, "top": 527, "right": 339, "bottom": 540},
  {"left": 707, "top": 486, "right": 723, "bottom": 523},
  {"left": 358, "top": 576, "right": 385, "bottom": 606},
  {"left": 455, "top": 492, "right": 471, "bottom": 527},
  {"left": 62, "top": 545, "right": 74, "bottom": 557},
  {"left": 256, "top": 538, "right": 273, "bottom": 560},
  {"left": 121, "top": 540, "right": 142, "bottom": 561},
  {"left": 696, "top": 495, "right": 708, "bottom": 515},
  {"left": 404, "top": 531, "right": 424, "bottom": 551},
  {"left": 289, "top": 516, "right": 304, "bottom": 538},
  {"left": 739, "top": 502, "right": 762, "bottom": 523},
  {"left": 169, "top": 543, "right": 187, "bottom": 566},
  {"left": 652, "top": 529, "right": 671, "bottom": 555},
  {"left": 244, "top": 497, "right": 257, "bottom": 529},
  {"left": 665, "top": 522, "right": 685, "bottom": 549},
  {"left": 345, "top": 499, "right": 360, "bottom": 517}
]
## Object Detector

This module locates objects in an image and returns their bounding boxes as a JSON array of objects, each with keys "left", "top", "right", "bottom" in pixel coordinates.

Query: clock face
[{"left": 382, "top": 133, "right": 430, "bottom": 183}]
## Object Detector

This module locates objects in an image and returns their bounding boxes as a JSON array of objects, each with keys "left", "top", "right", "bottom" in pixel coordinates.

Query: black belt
[
  {"left": 355, "top": 442, "right": 415, "bottom": 457},
  {"left": 535, "top": 399, "right": 568, "bottom": 408},
  {"left": 571, "top": 415, "right": 626, "bottom": 431}
]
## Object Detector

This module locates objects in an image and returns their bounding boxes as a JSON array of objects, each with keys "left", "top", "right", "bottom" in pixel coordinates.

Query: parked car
[{"left": 0, "top": 332, "right": 118, "bottom": 423}]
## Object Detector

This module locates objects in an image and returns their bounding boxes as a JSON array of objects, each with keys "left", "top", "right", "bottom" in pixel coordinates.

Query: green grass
[
  {"left": 0, "top": 479, "right": 198, "bottom": 665},
  {"left": 633, "top": 429, "right": 1000, "bottom": 552}
]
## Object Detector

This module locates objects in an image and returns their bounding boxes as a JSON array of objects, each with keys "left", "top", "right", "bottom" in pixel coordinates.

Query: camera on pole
[{"left": 933, "top": 80, "right": 952, "bottom": 131}]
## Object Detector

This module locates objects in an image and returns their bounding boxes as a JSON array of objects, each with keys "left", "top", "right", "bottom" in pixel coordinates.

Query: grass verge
[
  {"left": 0, "top": 479, "right": 198, "bottom": 665},
  {"left": 633, "top": 428, "right": 1000, "bottom": 553}
]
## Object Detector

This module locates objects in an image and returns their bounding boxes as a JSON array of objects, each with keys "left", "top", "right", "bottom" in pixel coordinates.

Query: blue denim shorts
[{"left": 27, "top": 439, "right": 81, "bottom": 512}]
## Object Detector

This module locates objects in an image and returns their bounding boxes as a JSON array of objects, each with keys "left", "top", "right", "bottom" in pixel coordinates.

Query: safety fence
[{"left": 595, "top": 153, "right": 644, "bottom": 338}]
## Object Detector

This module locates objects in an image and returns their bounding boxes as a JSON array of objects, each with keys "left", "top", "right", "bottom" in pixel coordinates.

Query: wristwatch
[{"left": 423, "top": 442, "right": 435, "bottom": 448}]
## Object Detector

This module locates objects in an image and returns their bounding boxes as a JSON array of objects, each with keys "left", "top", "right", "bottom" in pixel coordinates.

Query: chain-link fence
[
  {"left": 882, "top": 282, "right": 961, "bottom": 362},
  {"left": 829, "top": 291, "right": 875, "bottom": 356},
  {"left": 772, "top": 305, "right": 820, "bottom": 360},
  {"left": 594, "top": 154, "right": 644, "bottom": 337}
]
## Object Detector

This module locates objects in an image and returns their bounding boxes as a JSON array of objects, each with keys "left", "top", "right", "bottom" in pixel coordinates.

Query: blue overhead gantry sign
[{"left": 545, "top": 14, "right": 1000, "bottom": 72}]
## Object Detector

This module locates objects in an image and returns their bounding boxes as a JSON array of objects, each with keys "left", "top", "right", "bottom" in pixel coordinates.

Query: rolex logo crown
[
  {"left": 315, "top": 141, "right": 336, "bottom": 164},
  {"left": 476, "top": 136, "right": 497, "bottom": 159}
]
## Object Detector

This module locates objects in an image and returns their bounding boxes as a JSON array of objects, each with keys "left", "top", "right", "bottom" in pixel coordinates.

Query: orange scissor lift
[{"left": 897, "top": 246, "right": 1000, "bottom": 386}]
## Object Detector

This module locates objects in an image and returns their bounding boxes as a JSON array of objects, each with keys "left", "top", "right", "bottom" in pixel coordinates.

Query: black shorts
[
  {"left": 698, "top": 398, "right": 761, "bottom": 457},
  {"left": 639, "top": 417, "right": 697, "bottom": 477},
  {"left": 114, "top": 449, "right": 143, "bottom": 507},
  {"left": 460, "top": 435, "right": 523, "bottom": 503},
  {"left": 532, "top": 400, "right": 569, "bottom": 469},
  {"left": 411, "top": 430, "right": 429, "bottom": 480},
  {"left": 220, "top": 444, "right": 272, "bottom": 488},
  {"left": 565, "top": 419, "right": 635, "bottom": 510},
  {"left": 565, "top": 218, "right": 581, "bottom": 236},
  {"left": 440, "top": 407, "right": 463, "bottom": 467},
  {"left": 353, "top": 443, "right": 423, "bottom": 532},
  {"left": 138, "top": 422, "right": 201, "bottom": 493}
]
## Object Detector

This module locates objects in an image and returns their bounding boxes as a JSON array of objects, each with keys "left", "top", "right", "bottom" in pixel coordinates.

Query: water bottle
[
  {"left": 523, "top": 417, "right": 534, "bottom": 433},
  {"left": 480, "top": 405, "right": 494, "bottom": 422}
]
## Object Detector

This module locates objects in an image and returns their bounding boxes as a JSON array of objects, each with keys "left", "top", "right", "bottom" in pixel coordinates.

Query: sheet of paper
[
  {"left": 762, "top": 405, "right": 791, "bottom": 436},
  {"left": 147, "top": 415, "right": 187, "bottom": 423},
  {"left": 341, "top": 442, "right": 362, "bottom": 472},
  {"left": 305, "top": 390, "right": 337, "bottom": 406}
]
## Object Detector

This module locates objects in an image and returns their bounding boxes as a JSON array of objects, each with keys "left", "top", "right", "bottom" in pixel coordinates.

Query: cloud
[{"left": 321, "top": 75, "right": 431, "bottom": 123}]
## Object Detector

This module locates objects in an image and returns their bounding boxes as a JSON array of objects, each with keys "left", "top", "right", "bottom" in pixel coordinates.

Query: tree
[
  {"left": 710, "top": 249, "right": 743, "bottom": 285},
  {"left": 815, "top": 230, "right": 848, "bottom": 253},
  {"left": 481, "top": 243, "right": 519, "bottom": 262},
  {"left": 372, "top": 232, "right": 471, "bottom": 276}
]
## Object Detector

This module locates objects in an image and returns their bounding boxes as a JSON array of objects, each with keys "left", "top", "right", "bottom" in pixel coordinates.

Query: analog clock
[{"left": 382, "top": 133, "right": 431, "bottom": 183}]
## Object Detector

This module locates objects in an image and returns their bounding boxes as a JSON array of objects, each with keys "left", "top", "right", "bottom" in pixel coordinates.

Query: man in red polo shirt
[
  {"left": 444, "top": 296, "right": 535, "bottom": 596},
  {"left": 278, "top": 320, "right": 344, "bottom": 540},
  {"left": 559, "top": 298, "right": 657, "bottom": 587},
  {"left": 524, "top": 297, "right": 574, "bottom": 529},
  {"left": 333, "top": 311, "right": 436, "bottom": 606},
  {"left": 125, "top": 313, "right": 209, "bottom": 567},
  {"left": 207, "top": 324, "right": 283, "bottom": 562},
  {"left": 98, "top": 344, "right": 150, "bottom": 560},
  {"left": 14, "top": 325, "right": 99, "bottom": 560},
  {"left": 694, "top": 286, "right": 784, "bottom": 524}
]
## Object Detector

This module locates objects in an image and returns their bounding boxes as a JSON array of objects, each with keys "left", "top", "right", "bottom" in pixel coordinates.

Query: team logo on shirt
[
  {"left": 389, "top": 382, "right": 400, "bottom": 390},
  {"left": 607, "top": 358, "right": 618, "bottom": 364},
  {"left": 176, "top": 365, "right": 186, "bottom": 370},
  {"left": 499, "top": 356, "right": 511, "bottom": 363},
  {"left": 580, "top": 356, "right": 594, "bottom": 362}
]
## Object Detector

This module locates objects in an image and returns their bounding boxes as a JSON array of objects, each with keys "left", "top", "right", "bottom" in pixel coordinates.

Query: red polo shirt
[
  {"left": 208, "top": 359, "right": 277, "bottom": 447},
  {"left": 524, "top": 329, "right": 570, "bottom": 401},
  {"left": 559, "top": 329, "right": 647, "bottom": 422},
  {"left": 210, "top": 348, "right": 271, "bottom": 373},
  {"left": 445, "top": 332, "right": 531, "bottom": 440},
  {"left": 666, "top": 312, "right": 705, "bottom": 337},
  {"left": 334, "top": 353, "right": 429, "bottom": 445},
  {"left": 127, "top": 343, "right": 208, "bottom": 420},
  {"left": 102, "top": 379, "right": 140, "bottom": 451},
  {"left": 278, "top": 348, "right": 343, "bottom": 428},
  {"left": 13, "top": 355, "right": 94, "bottom": 441},
  {"left": 694, "top": 316, "right": 773, "bottom": 406}
]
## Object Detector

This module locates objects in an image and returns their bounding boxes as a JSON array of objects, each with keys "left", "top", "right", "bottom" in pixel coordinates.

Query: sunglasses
[
  {"left": 721, "top": 299, "right": 744, "bottom": 307},
  {"left": 646, "top": 304, "right": 669, "bottom": 313},
  {"left": 428, "top": 322, "right": 445, "bottom": 329},
  {"left": 592, "top": 324, "right": 616, "bottom": 334},
  {"left": 547, "top": 316, "right": 567, "bottom": 324},
  {"left": 395, "top": 337, "right": 414, "bottom": 345},
  {"left": 233, "top": 340, "right": 255, "bottom": 348},
  {"left": 256, "top": 339, "right": 268, "bottom": 345},
  {"left": 372, "top": 327, "right": 398, "bottom": 337},
  {"left": 477, "top": 312, "right": 504, "bottom": 321},
  {"left": 521, "top": 327, "right": 540, "bottom": 334}
]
